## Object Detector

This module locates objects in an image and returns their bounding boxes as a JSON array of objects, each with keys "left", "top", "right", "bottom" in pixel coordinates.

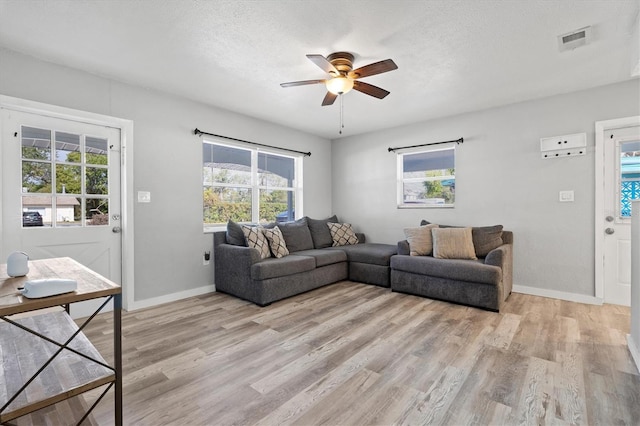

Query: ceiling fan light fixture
[{"left": 325, "top": 76, "right": 354, "bottom": 95}]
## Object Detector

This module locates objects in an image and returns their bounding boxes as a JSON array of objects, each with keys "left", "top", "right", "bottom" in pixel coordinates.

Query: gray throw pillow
[
  {"left": 277, "top": 217, "right": 314, "bottom": 252},
  {"left": 307, "top": 215, "right": 338, "bottom": 249},
  {"left": 472, "top": 225, "right": 503, "bottom": 257},
  {"left": 226, "top": 220, "right": 246, "bottom": 246}
]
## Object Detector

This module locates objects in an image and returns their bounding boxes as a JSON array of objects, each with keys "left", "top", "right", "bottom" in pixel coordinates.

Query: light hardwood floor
[{"left": 15, "top": 281, "right": 640, "bottom": 425}]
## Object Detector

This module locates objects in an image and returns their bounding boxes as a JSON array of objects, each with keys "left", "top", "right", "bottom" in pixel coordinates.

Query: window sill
[{"left": 397, "top": 204, "right": 455, "bottom": 209}]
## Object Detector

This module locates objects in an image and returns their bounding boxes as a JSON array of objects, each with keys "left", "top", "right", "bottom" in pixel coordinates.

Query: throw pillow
[
  {"left": 277, "top": 217, "right": 314, "bottom": 252},
  {"left": 327, "top": 222, "right": 359, "bottom": 246},
  {"left": 226, "top": 220, "right": 246, "bottom": 246},
  {"left": 472, "top": 225, "right": 504, "bottom": 257},
  {"left": 307, "top": 215, "right": 339, "bottom": 249},
  {"left": 242, "top": 225, "right": 271, "bottom": 259},
  {"left": 262, "top": 226, "right": 289, "bottom": 258},
  {"left": 404, "top": 224, "right": 439, "bottom": 256},
  {"left": 432, "top": 227, "right": 477, "bottom": 260}
]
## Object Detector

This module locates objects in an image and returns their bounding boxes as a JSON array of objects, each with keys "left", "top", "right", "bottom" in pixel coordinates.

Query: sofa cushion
[
  {"left": 307, "top": 215, "right": 338, "bottom": 249},
  {"left": 432, "top": 227, "right": 477, "bottom": 260},
  {"left": 226, "top": 220, "right": 246, "bottom": 246},
  {"left": 472, "top": 225, "right": 504, "bottom": 257},
  {"left": 390, "top": 255, "right": 501, "bottom": 285},
  {"left": 404, "top": 224, "right": 439, "bottom": 256},
  {"left": 251, "top": 255, "right": 316, "bottom": 280},
  {"left": 293, "top": 249, "right": 347, "bottom": 267},
  {"left": 278, "top": 217, "right": 314, "bottom": 252},
  {"left": 328, "top": 243, "right": 397, "bottom": 266},
  {"left": 242, "top": 225, "right": 271, "bottom": 259},
  {"left": 262, "top": 226, "right": 289, "bottom": 258},
  {"left": 421, "top": 220, "right": 504, "bottom": 257},
  {"left": 328, "top": 222, "right": 359, "bottom": 246}
]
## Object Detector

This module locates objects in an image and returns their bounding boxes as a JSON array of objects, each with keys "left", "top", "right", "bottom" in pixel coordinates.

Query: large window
[
  {"left": 203, "top": 140, "right": 302, "bottom": 228},
  {"left": 397, "top": 147, "right": 455, "bottom": 208}
]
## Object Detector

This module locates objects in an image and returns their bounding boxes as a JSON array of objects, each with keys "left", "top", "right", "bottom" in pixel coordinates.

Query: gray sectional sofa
[
  {"left": 390, "top": 226, "right": 513, "bottom": 312},
  {"left": 213, "top": 216, "right": 397, "bottom": 306}
]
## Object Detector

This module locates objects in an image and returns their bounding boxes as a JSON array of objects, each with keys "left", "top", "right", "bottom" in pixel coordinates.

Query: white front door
[
  {"left": 0, "top": 108, "right": 122, "bottom": 314},
  {"left": 596, "top": 117, "right": 640, "bottom": 306}
]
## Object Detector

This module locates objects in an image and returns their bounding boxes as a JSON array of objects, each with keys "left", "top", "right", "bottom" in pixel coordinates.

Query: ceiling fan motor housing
[{"left": 327, "top": 52, "right": 355, "bottom": 75}]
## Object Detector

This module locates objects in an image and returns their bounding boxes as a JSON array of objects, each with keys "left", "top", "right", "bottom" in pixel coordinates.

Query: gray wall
[
  {"left": 331, "top": 79, "right": 640, "bottom": 297},
  {"left": 0, "top": 48, "right": 333, "bottom": 302}
]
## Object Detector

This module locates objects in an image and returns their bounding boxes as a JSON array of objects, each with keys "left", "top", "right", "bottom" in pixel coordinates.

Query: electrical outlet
[{"left": 203, "top": 251, "right": 211, "bottom": 266}]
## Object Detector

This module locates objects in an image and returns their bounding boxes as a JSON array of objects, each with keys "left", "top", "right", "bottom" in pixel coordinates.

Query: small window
[
  {"left": 398, "top": 147, "right": 455, "bottom": 208},
  {"left": 203, "top": 140, "right": 302, "bottom": 228}
]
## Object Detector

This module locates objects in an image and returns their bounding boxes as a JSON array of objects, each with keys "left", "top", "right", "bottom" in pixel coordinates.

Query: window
[
  {"left": 202, "top": 140, "right": 302, "bottom": 228},
  {"left": 20, "top": 126, "right": 110, "bottom": 227},
  {"left": 619, "top": 140, "right": 640, "bottom": 217},
  {"left": 397, "top": 146, "right": 455, "bottom": 208}
]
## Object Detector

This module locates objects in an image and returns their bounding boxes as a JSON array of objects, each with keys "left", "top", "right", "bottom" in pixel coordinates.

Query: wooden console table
[{"left": 0, "top": 257, "right": 122, "bottom": 425}]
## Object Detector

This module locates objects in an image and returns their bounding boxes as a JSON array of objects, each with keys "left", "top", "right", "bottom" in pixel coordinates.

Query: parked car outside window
[{"left": 22, "top": 211, "right": 43, "bottom": 227}]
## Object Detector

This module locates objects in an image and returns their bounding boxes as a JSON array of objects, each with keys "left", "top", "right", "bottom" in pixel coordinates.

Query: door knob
[
  {"left": 605, "top": 215, "right": 614, "bottom": 222},
  {"left": 605, "top": 227, "right": 615, "bottom": 235},
  {"left": 112, "top": 226, "right": 122, "bottom": 233}
]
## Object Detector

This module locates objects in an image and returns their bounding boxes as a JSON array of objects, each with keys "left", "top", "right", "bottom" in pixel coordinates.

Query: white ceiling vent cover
[{"left": 558, "top": 26, "right": 591, "bottom": 52}]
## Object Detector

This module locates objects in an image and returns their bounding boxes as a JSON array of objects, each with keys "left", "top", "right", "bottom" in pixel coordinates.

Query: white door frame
[
  {"left": 595, "top": 115, "right": 640, "bottom": 301},
  {"left": 0, "top": 95, "right": 134, "bottom": 311}
]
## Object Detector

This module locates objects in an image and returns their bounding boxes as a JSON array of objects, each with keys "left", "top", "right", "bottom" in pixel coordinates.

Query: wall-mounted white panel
[{"left": 541, "top": 132, "right": 586, "bottom": 159}]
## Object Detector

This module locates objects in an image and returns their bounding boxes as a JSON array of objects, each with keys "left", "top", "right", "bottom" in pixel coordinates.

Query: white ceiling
[{"left": 0, "top": 0, "right": 638, "bottom": 139}]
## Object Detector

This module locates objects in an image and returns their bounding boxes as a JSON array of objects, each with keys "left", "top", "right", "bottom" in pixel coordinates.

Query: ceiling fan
[{"left": 280, "top": 52, "right": 398, "bottom": 106}]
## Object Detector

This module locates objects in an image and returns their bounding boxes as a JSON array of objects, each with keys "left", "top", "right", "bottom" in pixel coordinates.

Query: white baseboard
[
  {"left": 512, "top": 285, "right": 603, "bottom": 305},
  {"left": 628, "top": 334, "right": 640, "bottom": 373},
  {"left": 128, "top": 284, "right": 216, "bottom": 311}
]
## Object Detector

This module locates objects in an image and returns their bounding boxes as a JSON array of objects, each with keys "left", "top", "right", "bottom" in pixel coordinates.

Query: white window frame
[
  {"left": 397, "top": 145, "right": 455, "bottom": 209},
  {"left": 203, "top": 138, "right": 303, "bottom": 231}
]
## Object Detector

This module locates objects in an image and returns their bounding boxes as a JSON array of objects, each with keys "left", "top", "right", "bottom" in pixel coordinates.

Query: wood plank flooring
[{"left": 13, "top": 282, "right": 640, "bottom": 425}]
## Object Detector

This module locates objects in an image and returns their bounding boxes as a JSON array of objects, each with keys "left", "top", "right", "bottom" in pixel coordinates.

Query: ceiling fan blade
[
  {"left": 280, "top": 79, "right": 325, "bottom": 88},
  {"left": 307, "top": 54, "right": 339, "bottom": 75},
  {"left": 353, "top": 81, "right": 390, "bottom": 99},
  {"left": 349, "top": 59, "right": 398, "bottom": 79},
  {"left": 322, "top": 92, "right": 338, "bottom": 106}
]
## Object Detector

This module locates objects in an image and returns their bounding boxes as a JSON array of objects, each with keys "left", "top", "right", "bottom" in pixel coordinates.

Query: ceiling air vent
[{"left": 558, "top": 26, "right": 591, "bottom": 52}]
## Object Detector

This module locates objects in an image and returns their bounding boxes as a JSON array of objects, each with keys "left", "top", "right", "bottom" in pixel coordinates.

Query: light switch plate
[
  {"left": 559, "top": 190, "right": 574, "bottom": 202},
  {"left": 138, "top": 191, "right": 151, "bottom": 203}
]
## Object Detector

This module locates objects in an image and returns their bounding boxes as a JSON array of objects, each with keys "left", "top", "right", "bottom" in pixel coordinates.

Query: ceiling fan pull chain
[{"left": 339, "top": 95, "right": 344, "bottom": 135}]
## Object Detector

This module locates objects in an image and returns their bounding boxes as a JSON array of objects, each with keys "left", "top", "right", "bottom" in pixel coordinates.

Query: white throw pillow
[
  {"left": 242, "top": 225, "right": 271, "bottom": 259},
  {"left": 262, "top": 226, "right": 289, "bottom": 258},
  {"left": 404, "top": 224, "right": 439, "bottom": 256},
  {"left": 327, "top": 222, "right": 359, "bottom": 246}
]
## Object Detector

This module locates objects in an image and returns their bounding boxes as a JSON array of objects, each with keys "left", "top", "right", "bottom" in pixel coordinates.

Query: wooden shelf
[
  {"left": 0, "top": 310, "right": 114, "bottom": 423},
  {"left": 0, "top": 257, "right": 122, "bottom": 424}
]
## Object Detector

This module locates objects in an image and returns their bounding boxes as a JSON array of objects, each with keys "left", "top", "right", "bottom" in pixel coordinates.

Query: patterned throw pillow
[
  {"left": 242, "top": 225, "right": 271, "bottom": 259},
  {"left": 262, "top": 226, "right": 289, "bottom": 258},
  {"left": 404, "top": 224, "right": 439, "bottom": 256},
  {"left": 327, "top": 222, "right": 359, "bottom": 246}
]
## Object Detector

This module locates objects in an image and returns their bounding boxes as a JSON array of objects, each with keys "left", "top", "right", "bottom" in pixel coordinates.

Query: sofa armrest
[
  {"left": 214, "top": 243, "right": 261, "bottom": 294},
  {"left": 484, "top": 243, "right": 513, "bottom": 299},
  {"left": 397, "top": 240, "right": 410, "bottom": 256}
]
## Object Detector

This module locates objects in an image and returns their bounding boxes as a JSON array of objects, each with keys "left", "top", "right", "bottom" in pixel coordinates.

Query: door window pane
[
  {"left": 86, "top": 199, "right": 109, "bottom": 226},
  {"left": 55, "top": 131, "right": 81, "bottom": 163},
  {"left": 86, "top": 167, "right": 108, "bottom": 194},
  {"left": 21, "top": 126, "right": 51, "bottom": 160},
  {"left": 620, "top": 140, "right": 640, "bottom": 217},
  {"left": 86, "top": 136, "right": 108, "bottom": 165},
  {"left": 56, "top": 164, "right": 81, "bottom": 194},
  {"left": 22, "top": 161, "right": 52, "bottom": 193},
  {"left": 56, "top": 196, "right": 81, "bottom": 226},
  {"left": 22, "top": 196, "right": 52, "bottom": 228}
]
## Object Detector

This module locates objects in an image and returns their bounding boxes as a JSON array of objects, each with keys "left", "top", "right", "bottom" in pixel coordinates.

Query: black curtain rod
[
  {"left": 194, "top": 128, "right": 311, "bottom": 157},
  {"left": 388, "top": 137, "right": 464, "bottom": 153}
]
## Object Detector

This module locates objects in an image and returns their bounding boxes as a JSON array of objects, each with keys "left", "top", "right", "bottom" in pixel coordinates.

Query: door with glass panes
[{"left": 0, "top": 109, "right": 122, "bottom": 289}]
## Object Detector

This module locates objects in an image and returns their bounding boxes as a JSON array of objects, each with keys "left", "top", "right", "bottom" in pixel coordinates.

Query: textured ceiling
[{"left": 0, "top": 0, "right": 638, "bottom": 139}]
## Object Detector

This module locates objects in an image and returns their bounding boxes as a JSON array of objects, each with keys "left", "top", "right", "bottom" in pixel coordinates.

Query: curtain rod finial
[{"left": 194, "top": 128, "right": 201, "bottom": 135}]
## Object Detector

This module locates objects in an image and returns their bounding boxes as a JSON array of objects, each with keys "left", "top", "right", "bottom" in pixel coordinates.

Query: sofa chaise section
[{"left": 390, "top": 230, "right": 513, "bottom": 311}]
